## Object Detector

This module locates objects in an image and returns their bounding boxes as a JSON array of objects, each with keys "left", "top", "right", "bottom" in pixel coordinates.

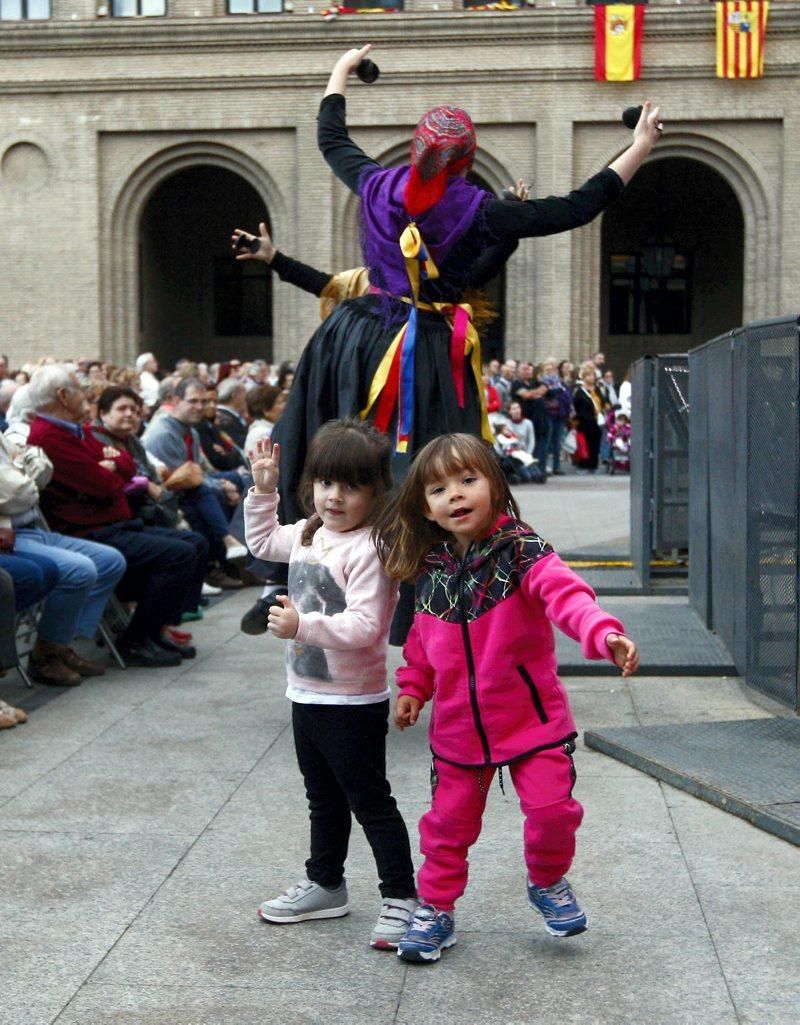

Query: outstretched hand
[
  {"left": 506, "top": 178, "right": 530, "bottom": 202},
  {"left": 633, "top": 100, "right": 663, "bottom": 149},
  {"left": 606, "top": 633, "right": 639, "bottom": 677},
  {"left": 324, "top": 43, "right": 373, "bottom": 97},
  {"left": 267, "top": 594, "right": 299, "bottom": 640},
  {"left": 394, "top": 696, "right": 422, "bottom": 730},
  {"left": 248, "top": 436, "right": 280, "bottom": 494},
  {"left": 231, "top": 222, "right": 275, "bottom": 264}
]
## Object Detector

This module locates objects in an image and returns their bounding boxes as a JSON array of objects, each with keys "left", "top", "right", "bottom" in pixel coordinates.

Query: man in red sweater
[{"left": 27, "top": 365, "right": 200, "bottom": 668}]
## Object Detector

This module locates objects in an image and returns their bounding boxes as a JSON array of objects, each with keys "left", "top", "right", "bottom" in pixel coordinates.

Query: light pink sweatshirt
[{"left": 244, "top": 489, "right": 398, "bottom": 704}]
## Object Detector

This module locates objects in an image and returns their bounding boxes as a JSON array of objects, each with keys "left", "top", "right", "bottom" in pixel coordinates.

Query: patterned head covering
[{"left": 403, "top": 105, "right": 477, "bottom": 217}]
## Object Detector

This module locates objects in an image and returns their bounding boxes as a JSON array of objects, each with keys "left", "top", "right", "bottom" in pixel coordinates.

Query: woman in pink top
[
  {"left": 375, "top": 434, "right": 639, "bottom": 963},
  {"left": 244, "top": 419, "right": 417, "bottom": 950}
]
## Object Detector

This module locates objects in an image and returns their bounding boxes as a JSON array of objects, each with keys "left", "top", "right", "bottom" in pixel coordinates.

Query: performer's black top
[{"left": 317, "top": 93, "right": 625, "bottom": 243}]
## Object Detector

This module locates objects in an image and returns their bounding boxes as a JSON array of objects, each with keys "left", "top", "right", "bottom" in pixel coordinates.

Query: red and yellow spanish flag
[
  {"left": 594, "top": 3, "right": 646, "bottom": 83},
  {"left": 716, "top": 2, "right": 769, "bottom": 79}
]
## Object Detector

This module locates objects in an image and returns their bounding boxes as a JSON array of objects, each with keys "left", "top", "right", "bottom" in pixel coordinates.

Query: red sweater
[{"left": 27, "top": 415, "right": 137, "bottom": 535}]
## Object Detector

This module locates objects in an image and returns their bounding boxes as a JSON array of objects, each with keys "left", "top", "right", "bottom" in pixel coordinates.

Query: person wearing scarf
[{"left": 272, "top": 44, "right": 662, "bottom": 639}]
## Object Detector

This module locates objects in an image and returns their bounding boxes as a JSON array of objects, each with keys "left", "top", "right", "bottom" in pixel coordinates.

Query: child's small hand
[
  {"left": 267, "top": 595, "right": 299, "bottom": 639},
  {"left": 249, "top": 437, "right": 280, "bottom": 494},
  {"left": 606, "top": 633, "right": 639, "bottom": 677},
  {"left": 394, "top": 696, "right": 421, "bottom": 730}
]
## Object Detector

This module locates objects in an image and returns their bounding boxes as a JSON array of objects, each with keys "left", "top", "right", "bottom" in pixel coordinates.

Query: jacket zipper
[
  {"left": 516, "top": 664, "right": 549, "bottom": 724},
  {"left": 458, "top": 546, "right": 491, "bottom": 763}
]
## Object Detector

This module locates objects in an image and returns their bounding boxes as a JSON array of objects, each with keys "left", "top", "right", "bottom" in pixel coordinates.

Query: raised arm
[
  {"left": 486, "top": 101, "right": 663, "bottom": 241},
  {"left": 318, "top": 45, "right": 382, "bottom": 194}
]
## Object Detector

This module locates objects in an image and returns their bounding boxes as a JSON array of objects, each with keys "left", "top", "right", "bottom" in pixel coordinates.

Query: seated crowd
[{"left": 0, "top": 353, "right": 295, "bottom": 729}]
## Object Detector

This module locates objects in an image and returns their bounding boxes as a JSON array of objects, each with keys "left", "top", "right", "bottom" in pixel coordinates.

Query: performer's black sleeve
[
  {"left": 271, "top": 251, "right": 332, "bottom": 299},
  {"left": 318, "top": 93, "right": 381, "bottom": 195},
  {"left": 485, "top": 168, "right": 624, "bottom": 240},
  {"left": 465, "top": 236, "right": 519, "bottom": 288}
]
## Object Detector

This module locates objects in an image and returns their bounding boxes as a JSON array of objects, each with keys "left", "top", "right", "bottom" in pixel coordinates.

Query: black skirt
[{"left": 273, "top": 294, "right": 485, "bottom": 522}]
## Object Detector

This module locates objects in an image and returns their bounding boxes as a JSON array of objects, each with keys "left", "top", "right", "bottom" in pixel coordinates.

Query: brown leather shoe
[
  {"left": 205, "top": 567, "right": 244, "bottom": 590},
  {"left": 27, "top": 655, "right": 82, "bottom": 687},
  {"left": 59, "top": 647, "right": 106, "bottom": 678}
]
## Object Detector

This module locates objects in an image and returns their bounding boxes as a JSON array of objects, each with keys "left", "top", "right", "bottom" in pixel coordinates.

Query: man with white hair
[
  {"left": 135, "top": 352, "right": 160, "bottom": 408},
  {"left": 27, "top": 364, "right": 201, "bottom": 667}
]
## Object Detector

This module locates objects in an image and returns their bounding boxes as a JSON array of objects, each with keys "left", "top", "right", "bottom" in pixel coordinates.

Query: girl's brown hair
[
  {"left": 374, "top": 433, "right": 520, "bottom": 581},
  {"left": 297, "top": 418, "right": 393, "bottom": 546}
]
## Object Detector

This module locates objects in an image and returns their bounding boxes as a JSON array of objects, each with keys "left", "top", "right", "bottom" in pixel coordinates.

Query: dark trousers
[
  {"left": 85, "top": 520, "right": 197, "bottom": 641},
  {"left": 292, "top": 700, "right": 416, "bottom": 899},
  {"left": 533, "top": 418, "right": 550, "bottom": 477},
  {"left": 0, "top": 551, "right": 59, "bottom": 612}
]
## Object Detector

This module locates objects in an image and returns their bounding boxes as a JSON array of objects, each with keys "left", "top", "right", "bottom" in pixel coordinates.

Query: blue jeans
[
  {"left": 0, "top": 551, "right": 59, "bottom": 612},
  {"left": 179, "top": 483, "right": 232, "bottom": 563},
  {"left": 546, "top": 417, "right": 568, "bottom": 473},
  {"left": 13, "top": 529, "right": 127, "bottom": 644}
]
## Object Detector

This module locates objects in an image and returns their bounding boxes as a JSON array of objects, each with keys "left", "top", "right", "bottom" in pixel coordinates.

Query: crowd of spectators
[
  {"left": 0, "top": 352, "right": 295, "bottom": 727},
  {"left": 483, "top": 350, "right": 631, "bottom": 482},
  {"left": 0, "top": 346, "right": 630, "bottom": 728}
]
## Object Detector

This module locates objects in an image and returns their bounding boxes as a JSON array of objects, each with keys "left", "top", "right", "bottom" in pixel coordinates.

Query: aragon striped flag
[
  {"left": 593, "top": 3, "right": 647, "bottom": 83},
  {"left": 716, "top": 2, "right": 769, "bottom": 79}
]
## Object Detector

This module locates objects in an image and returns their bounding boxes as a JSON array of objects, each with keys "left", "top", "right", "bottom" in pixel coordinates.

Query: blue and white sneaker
[
  {"left": 527, "top": 876, "right": 587, "bottom": 937},
  {"left": 397, "top": 904, "right": 456, "bottom": 963}
]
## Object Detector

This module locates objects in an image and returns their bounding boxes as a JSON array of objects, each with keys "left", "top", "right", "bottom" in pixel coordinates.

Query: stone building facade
[{"left": 1, "top": 0, "right": 799, "bottom": 375}]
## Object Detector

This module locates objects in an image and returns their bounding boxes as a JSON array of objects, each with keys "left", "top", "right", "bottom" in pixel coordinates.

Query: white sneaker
[
  {"left": 370, "top": 897, "right": 419, "bottom": 950},
  {"left": 258, "top": 878, "right": 349, "bottom": 924},
  {"left": 224, "top": 543, "right": 248, "bottom": 560},
  {"left": 201, "top": 582, "right": 222, "bottom": 596}
]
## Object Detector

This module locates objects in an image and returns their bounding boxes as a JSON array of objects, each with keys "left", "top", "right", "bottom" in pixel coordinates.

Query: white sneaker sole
[
  {"left": 397, "top": 933, "right": 457, "bottom": 963},
  {"left": 258, "top": 903, "right": 349, "bottom": 924}
]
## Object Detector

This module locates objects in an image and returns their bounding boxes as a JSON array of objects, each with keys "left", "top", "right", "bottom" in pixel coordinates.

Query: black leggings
[{"left": 292, "top": 700, "right": 416, "bottom": 899}]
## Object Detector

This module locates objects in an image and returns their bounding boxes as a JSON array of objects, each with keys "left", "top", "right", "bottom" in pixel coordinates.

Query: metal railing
[{"left": 688, "top": 314, "right": 800, "bottom": 712}]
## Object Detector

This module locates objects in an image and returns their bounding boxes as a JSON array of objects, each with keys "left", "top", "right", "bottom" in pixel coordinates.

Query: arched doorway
[
  {"left": 138, "top": 165, "right": 271, "bottom": 368},
  {"left": 600, "top": 157, "right": 744, "bottom": 376}
]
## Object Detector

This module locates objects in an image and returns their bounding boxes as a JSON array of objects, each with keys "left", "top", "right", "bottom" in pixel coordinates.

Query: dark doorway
[
  {"left": 600, "top": 157, "right": 744, "bottom": 377},
  {"left": 139, "top": 165, "right": 271, "bottom": 369}
]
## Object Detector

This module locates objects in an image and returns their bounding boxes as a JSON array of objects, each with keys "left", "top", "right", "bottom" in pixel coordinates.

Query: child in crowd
[
  {"left": 374, "top": 433, "right": 639, "bottom": 963},
  {"left": 243, "top": 419, "right": 417, "bottom": 950}
]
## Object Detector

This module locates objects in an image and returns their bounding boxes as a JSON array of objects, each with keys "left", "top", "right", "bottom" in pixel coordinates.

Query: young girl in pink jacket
[{"left": 375, "top": 433, "right": 639, "bottom": 963}]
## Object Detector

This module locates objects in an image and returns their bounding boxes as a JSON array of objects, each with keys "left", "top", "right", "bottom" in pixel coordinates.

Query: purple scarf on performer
[{"left": 359, "top": 165, "right": 488, "bottom": 298}]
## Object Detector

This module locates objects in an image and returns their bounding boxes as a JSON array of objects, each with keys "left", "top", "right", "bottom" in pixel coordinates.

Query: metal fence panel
[
  {"left": 630, "top": 358, "right": 653, "bottom": 589},
  {"left": 688, "top": 314, "right": 800, "bottom": 712},
  {"left": 653, "top": 356, "right": 689, "bottom": 554},
  {"left": 743, "top": 318, "right": 799, "bottom": 709}
]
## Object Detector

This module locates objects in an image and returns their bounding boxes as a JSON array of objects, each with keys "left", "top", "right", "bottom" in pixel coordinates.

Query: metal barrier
[
  {"left": 630, "top": 354, "right": 690, "bottom": 591},
  {"left": 688, "top": 314, "right": 800, "bottom": 712}
]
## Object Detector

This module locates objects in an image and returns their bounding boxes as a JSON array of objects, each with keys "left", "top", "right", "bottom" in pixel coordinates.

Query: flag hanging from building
[
  {"left": 593, "top": 3, "right": 646, "bottom": 83},
  {"left": 716, "top": 2, "right": 769, "bottom": 79}
]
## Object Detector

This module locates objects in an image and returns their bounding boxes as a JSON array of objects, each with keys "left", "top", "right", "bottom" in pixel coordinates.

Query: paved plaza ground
[{"left": 1, "top": 475, "right": 797, "bottom": 1025}]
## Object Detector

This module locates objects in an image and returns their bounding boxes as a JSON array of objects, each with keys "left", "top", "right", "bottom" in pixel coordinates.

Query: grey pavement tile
[
  {"left": 0, "top": 971, "right": 85, "bottom": 1025},
  {"left": 396, "top": 933, "right": 737, "bottom": 1025},
  {"left": 0, "top": 761, "right": 246, "bottom": 836},
  {"left": 664, "top": 785, "right": 800, "bottom": 888},
  {"left": 55, "top": 982, "right": 403, "bottom": 1025},
  {"left": 564, "top": 677, "right": 640, "bottom": 731},
  {"left": 0, "top": 734, "right": 83, "bottom": 800},
  {"left": 628, "top": 676, "right": 772, "bottom": 726},
  {"left": 695, "top": 885, "right": 800, "bottom": 1025}
]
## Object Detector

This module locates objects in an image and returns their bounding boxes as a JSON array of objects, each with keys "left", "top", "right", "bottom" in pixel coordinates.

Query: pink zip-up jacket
[{"left": 397, "top": 516, "right": 625, "bottom": 767}]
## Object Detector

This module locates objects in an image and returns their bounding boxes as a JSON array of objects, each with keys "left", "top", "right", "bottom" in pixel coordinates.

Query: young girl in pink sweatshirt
[
  {"left": 374, "top": 433, "right": 639, "bottom": 963},
  {"left": 244, "top": 419, "right": 417, "bottom": 950}
]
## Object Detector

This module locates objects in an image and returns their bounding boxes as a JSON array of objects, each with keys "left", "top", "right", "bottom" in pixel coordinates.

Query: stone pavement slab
[{"left": 2, "top": 473, "right": 798, "bottom": 1025}]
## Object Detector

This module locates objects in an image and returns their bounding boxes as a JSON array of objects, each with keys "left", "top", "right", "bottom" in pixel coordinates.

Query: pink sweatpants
[{"left": 417, "top": 745, "right": 583, "bottom": 911}]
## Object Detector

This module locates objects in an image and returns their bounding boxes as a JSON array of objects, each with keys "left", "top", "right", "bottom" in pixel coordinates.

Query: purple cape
[{"left": 359, "top": 165, "right": 488, "bottom": 297}]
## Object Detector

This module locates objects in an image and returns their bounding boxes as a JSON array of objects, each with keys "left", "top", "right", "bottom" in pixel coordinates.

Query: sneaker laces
[
  {"left": 546, "top": 880, "right": 574, "bottom": 908},
  {"left": 409, "top": 906, "right": 439, "bottom": 934}
]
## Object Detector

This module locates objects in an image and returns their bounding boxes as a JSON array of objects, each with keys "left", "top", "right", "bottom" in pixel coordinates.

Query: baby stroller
[{"left": 605, "top": 411, "right": 631, "bottom": 475}]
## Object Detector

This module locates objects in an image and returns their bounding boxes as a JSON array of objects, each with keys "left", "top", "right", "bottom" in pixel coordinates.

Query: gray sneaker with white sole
[
  {"left": 258, "top": 877, "right": 349, "bottom": 924},
  {"left": 370, "top": 897, "right": 419, "bottom": 949}
]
